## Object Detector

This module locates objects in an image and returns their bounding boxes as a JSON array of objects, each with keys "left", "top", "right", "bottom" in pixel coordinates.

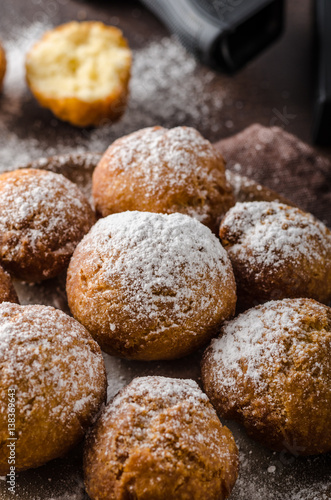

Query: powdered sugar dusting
[
  {"left": 0, "top": 17, "right": 328, "bottom": 500},
  {"left": 208, "top": 298, "right": 331, "bottom": 391},
  {"left": 225, "top": 170, "right": 292, "bottom": 205},
  {"left": 0, "top": 169, "right": 94, "bottom": 280},
  {"left": 220, "top": 201, "right": 331, "bottom": 268},
  {"left": 104, "top": 126, "right": 217, "bottom": 185},
  {"left": 0, "top": 302, "right": 106, "bottom": 429},
  {"left": 72, "top": 211, "right": 234, "bottom": 329},
  {"left": 86, "top": 376, "right": 238, "bottom": 496},
  {"left": 122, "top": 37, "right": 225, "bottom": 131},
  {"left": 111, "top": 376, "right": 208, "bottom": 409},
  {"left": 1, "top": 22, "right": 50, "bottom": 118},
  {"left": 0, "top": 170, "right": 85, "bottom": 246},
  {"left": 96, "top": 126, "right": 230, "bottom": 225}
]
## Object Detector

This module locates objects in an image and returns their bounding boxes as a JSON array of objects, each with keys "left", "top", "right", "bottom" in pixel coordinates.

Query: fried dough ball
[
  {"left": 219, "top": 201, "right": 331, "bottom": 310},
  {"left": 0, "top": 168, "right": 95, "bottom": 282},
  {"left": 0, "top": 264, "right": 18, "bottom": 303},
  {"left": 25, "top": 21, "right": 132, "bottom": 127},
  {"left": 84, "top": 376, "right": 239, "bottom": 500},
  {"left": 0, "top": 42, "right": 6, "bottom": 91},
  {"left": 66, "top": 211, "right": 236, "bottom": 360},
  {"left": 92, "top": 126, "right": 235, "bottom": 234},
  {"left": 202, "top": 298, "right": 331, "bottom": 455},
  {"left": 225, "top": 170, "right": 295, "bottom": 206},
  {"left": 0, "top": 303, "right": 107, "bottom": 473}
]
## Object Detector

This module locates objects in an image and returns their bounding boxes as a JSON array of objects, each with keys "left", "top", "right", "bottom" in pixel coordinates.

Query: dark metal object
[{"left": 140, "top": 0, "right": 285, "bottom": 72}]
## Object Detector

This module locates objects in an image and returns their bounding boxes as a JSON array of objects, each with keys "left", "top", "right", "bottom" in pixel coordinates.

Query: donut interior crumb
[{"left": 26, "top": 22, "right": 132, "bottom": 102}]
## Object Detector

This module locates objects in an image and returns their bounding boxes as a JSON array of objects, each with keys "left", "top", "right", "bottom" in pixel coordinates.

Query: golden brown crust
[
  {"left": 0, "top": 264, "right": 18, "bottom": 303},
  {"left": 0, "top": 42, "right": 6, "bottom": 91},
  {"left": 25, "top": 22, "right": 132, "bottom": 127},
  {"left": 28, "top": 84, "right": 129, "bottom": 128},
  {"left": 0, "top": 303, "right": 107, "bottom": 473},
  {"left": 219, "top": 201, "right": 331, "bottom": 310},
  {"left": 0, "top": 168, "right": 96, "bottom": 282},
  {"left": 92, "top": 126, "right": 235, "bottom": 234},
  {"left": 84, "top": 376, "right": 239, "bottom": 500},
  {"left": 201, "top": 298, "right": 331, "bottom": 455},
  {"left": 66, "top": 211, "right": 236, "bottom": 360}
]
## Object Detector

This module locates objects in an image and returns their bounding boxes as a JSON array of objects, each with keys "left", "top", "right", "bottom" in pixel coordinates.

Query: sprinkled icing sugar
[
  {"left": 220, "top": 201, "right": 331, "bottom": 268},
  {"left": 104, "top": 126, "right": 218, "bottom": 176},
  {"left": 0, "top": 303, "right": 106, "bottom": 427},
  {"left": 0, "top": 26, "right": 225, "bottom": 172},
  {"left": 0, "top": 16, "right": 328, "bottom": 500},
  {"left": 0, "top": 169, "right": 93, "bottom": 270},
  {"left": 225, "top": 171, "right": 291, "bottom": 205},
  {"left": 207, "top": 298, "right": 331, "bottom": 392},
  {"left": 70, "top": 211, "right": 235, "bottom": 330},
  {"left": 111, "top": 376, "right": 209, "bottom": 409},
  {"left": 96, "top": 126, "right": 230, "bottom": 225},
  {"left": 88, "top": 376, "right": 237, "bottom": 488}
]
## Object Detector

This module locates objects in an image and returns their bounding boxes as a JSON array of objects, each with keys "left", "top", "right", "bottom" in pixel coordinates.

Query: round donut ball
[
  {"left": 92, "top": 126, "right": 235, "bottom": 234},
  {"left": 0, "top": 42, "right": 6, "bottom": 91},
  {"left": 0, "top": 264, "right": 18, "bottom": 303},
  {"left": 66, "top": 211, "right": 237, "bottom": 360},
  {"left": 0, "top": 168, "right": 96, "bottom": 282},
  {"left": 84, "top": 376, "right": 239, "bottom": 500},
  {"left": 0, "top": 303, "right": 107, "bottom": 473},
  {"left": 201, "top": 298, "right": 331, "bottom": 455},
  {"left": 219, "top": 201, "right": 331, "bottom": 310}
]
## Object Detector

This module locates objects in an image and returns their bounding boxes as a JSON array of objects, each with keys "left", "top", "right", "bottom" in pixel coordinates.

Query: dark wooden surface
[{"left": 0, "top": 1, "right": 330, "bottom": 500}]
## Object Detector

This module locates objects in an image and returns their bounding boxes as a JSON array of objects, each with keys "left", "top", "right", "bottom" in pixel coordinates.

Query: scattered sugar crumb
[
  {"left": 221, "top": 201, "right": 331, "bottom": 268},
  {"left": 70, "top": 211, "right": 234, "bottom": 336}
]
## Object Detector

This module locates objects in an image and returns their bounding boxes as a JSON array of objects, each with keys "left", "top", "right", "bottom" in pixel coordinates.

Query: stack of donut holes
[{"left": 0, "top": 125, "right": 330, "bottom": 500}]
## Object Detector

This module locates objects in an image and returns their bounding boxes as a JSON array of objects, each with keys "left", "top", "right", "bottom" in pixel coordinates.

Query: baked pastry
[
  {"left": 0, "top": 42, "right": 6, "bottom": 91},
  {"left": 0, "top": 168, "right": 95, "bottom": 282},
  {"left": 66, "top": 211, "right": 236, "bottom": 360},
  {"left": 219, "top": 201, "right": 331, "bottom": 310},
  {"left": 92, "top": 126, "right": 235, "bottom": 234},
  {"left": 84, "top": 376, "right": 239, "bottom": 500},
  {"left": 25, "top": 21, "right": 132, "bottom": 127},
  {"left": 0, "top": 264, "right": 18, "bottom": 303},
  {"left": 201, "top": 298, "right": 331, "bottom": 455},
  {"left": 0, "top": 303, "right": 107, "bottom": 473}
]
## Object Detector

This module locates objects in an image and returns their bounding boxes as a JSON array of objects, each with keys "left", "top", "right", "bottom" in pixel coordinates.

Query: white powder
[
  {"left": 208, "top": 297, "right": 329, "bottom": 390},
  {"left": 0, "top": 169, "right": 94, "bottom": 280},
  {"left": 87, "top": 376, "right": 236, "bottom": 492},
  {"left": 0, "top": 25, "right": 225, "bottom": 172},
  {"left": 220, "top": 201, "right": 331, "bottom": 268},
  {"left": 111, "top": 376, "right": 209, "bottom": 409},
  {"left": 68, "top": 211, "right": 235, "bottom": 334},
  {"left": 0, "top": 302, "right": 106, "bottom": 428},
  {"left": 1, "top": 22, "right": 49, "bottom": 117},
  {"left": 96, "top": 125, "right": 230, "bottom": 226},
  {"left": 0, "top": 20, "right": 328, "bottom": 500}
]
